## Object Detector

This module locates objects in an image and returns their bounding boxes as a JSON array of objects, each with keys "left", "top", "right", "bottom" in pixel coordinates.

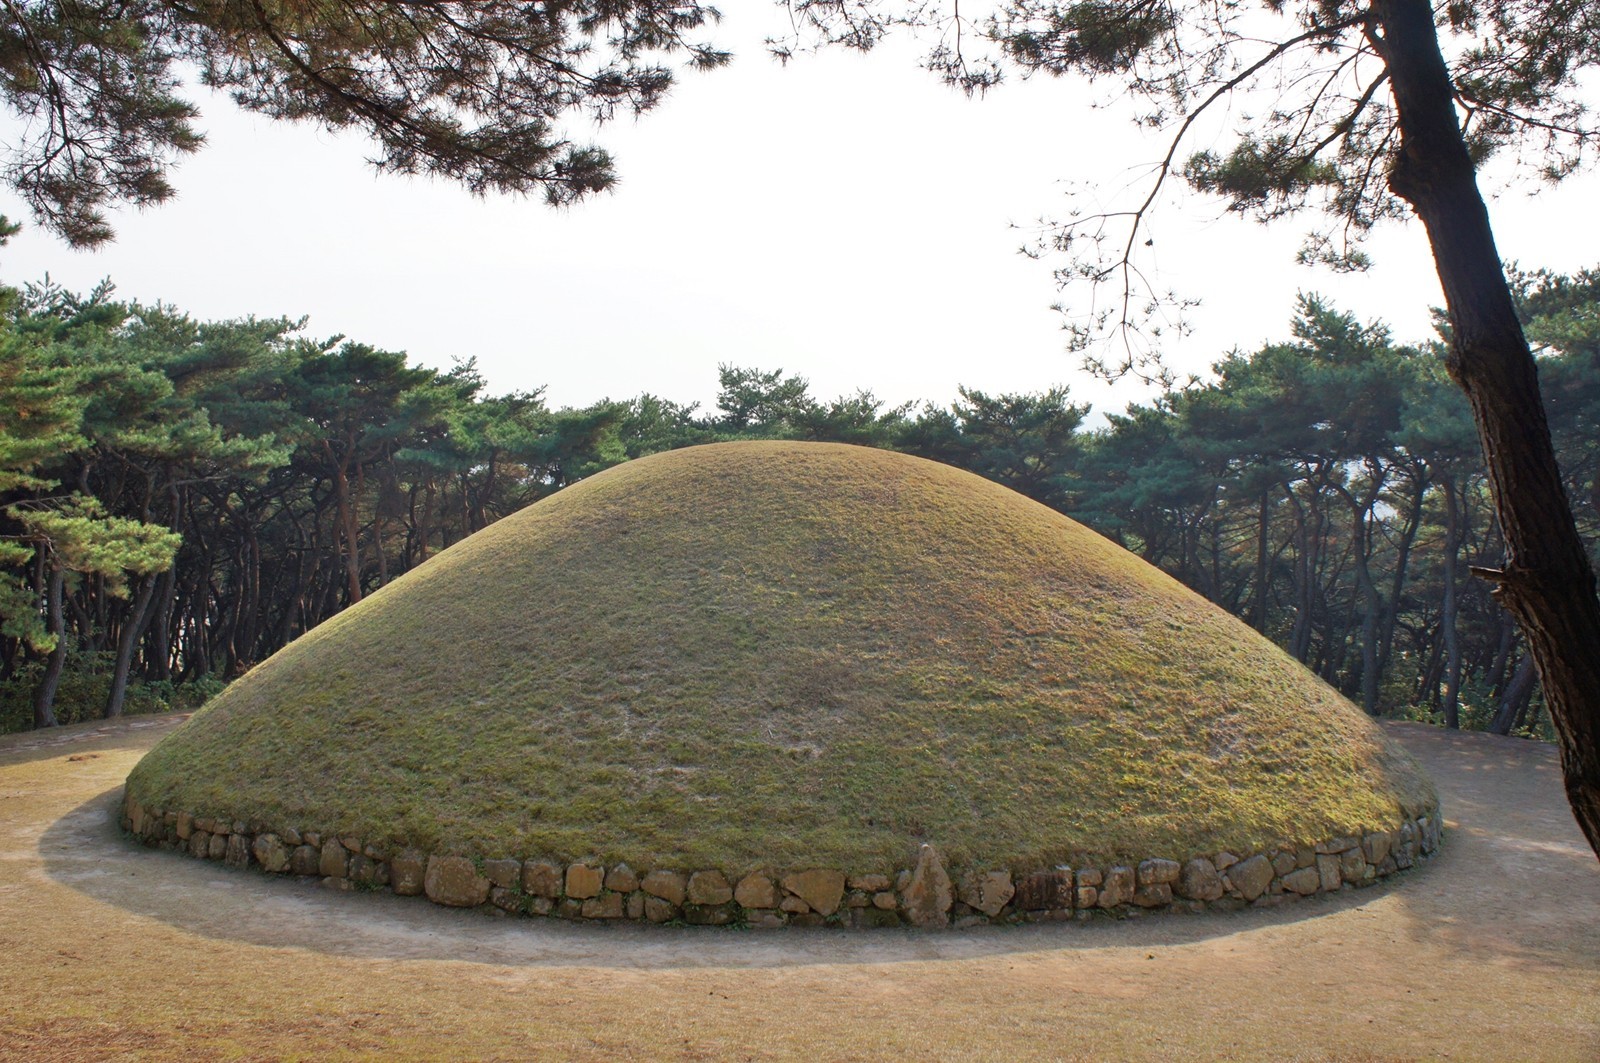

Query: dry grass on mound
[{"left": 127, "top": 442, "right": 1435, "bottom": 873}]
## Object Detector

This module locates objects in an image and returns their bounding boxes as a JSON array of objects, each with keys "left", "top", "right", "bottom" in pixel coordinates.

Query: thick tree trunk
[{"left": 1378, "top": 0, "right": 1600, "bottom": 857}]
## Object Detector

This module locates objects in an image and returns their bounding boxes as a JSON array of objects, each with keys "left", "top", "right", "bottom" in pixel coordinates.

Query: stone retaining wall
[{"left": 119, "top": 792, "right": 1442, "bottom": 928}]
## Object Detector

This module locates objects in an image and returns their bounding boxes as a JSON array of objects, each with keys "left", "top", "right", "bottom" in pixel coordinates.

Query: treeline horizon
[{"left": 3, "top": 268, "right": 1597, "bottom": 736}]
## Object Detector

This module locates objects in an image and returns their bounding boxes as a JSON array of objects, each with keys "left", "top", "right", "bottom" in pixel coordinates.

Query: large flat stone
[
  {"left": 781, "top": 869, "right": 845, "bottom": 916},
  {"left": 425, "top": 855, "right": 490, "bottom": 907}
]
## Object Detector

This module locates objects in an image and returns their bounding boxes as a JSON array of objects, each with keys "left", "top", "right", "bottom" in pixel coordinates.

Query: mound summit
[{"left": 126, "top": 441, "right": 1437, "bottom": 915}]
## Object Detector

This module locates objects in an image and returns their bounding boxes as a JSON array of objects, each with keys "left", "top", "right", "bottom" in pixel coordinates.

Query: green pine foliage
[{"left": 5, "top": 272, "right": 1600, "bottom": 736}]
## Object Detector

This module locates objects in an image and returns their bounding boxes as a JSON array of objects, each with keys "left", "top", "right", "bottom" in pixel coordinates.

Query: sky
[{"left": 1, "top": 7, "right": 1596, "bottom": 421}]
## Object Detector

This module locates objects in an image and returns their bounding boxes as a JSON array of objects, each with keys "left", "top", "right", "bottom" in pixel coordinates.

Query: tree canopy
[
  {"left": 5, "top": 273, "right": 1599, "bottom": 746},
  {"left": 0, "top": 0, "right": 728, "bottom": 246}
]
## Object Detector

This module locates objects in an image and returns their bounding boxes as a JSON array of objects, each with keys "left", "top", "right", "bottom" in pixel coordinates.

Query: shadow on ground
[{"left": 30, "top": 723, "right": 1491, "bottom": 973}]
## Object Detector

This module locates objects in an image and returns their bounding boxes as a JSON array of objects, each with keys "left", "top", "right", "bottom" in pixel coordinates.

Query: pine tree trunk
[
  {"left": 1441, "top": 476, "right": 1464, "bottom": 729},
  {"left": 104, "top": 573, "right": 157, "bottom": 718},
  {"left": 1252, "top": 489, "right": 1272, "bottom": 632},
  {"left": 32, "top": 567, "right": 65, "bottom": 729},
  {"left": 1378, "top": 0, "right": 1600, "bottom": 857}
]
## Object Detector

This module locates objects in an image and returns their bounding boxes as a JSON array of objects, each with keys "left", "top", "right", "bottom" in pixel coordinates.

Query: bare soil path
[{"left": 0, "top": 715, "right": 1595, "bottom": 1061}]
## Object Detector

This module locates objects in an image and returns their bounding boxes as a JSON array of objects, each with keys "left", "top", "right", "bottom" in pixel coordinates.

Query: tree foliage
[
  {"left": 6, "top": 272, "right": 1599, "bottom": 740},
  {"left": 0, "top": 0, "right": 729, "bottom": 246}
]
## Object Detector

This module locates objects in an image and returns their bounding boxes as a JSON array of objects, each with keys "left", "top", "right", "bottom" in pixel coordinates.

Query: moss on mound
[{"left": 127, "top": 441, "right": 1435, "bottom": 873}]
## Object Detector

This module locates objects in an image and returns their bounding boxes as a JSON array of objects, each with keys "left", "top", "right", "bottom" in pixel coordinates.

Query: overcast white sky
[{"left": 1, "top": 8, "right": 1595, "bottom": 421}]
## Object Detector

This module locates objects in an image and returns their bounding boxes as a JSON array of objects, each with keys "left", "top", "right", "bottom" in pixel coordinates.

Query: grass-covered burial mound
[{"left": 125, "top": 442, "right": 1439, "bottom": 926}]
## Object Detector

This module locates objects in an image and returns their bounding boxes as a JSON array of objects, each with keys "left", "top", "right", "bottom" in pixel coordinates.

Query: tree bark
[
  {"left": 1489, "top": 654, "right": 1538, "bottom": 736},
  {"left": 104, "top": 573, "right": 157, "bottom": 718},
  {"left": 32, "top": 567, "right": 66, "bottom": 728},
  {"left": 1377, "top": 0, "right": 1600, "bottom": 857},
  {"left": 1252, "top": 489, "right": 1272, "bottom": 632},
  {"left": 1440, "top": 476, "right": 1464, "bottom": 729}
]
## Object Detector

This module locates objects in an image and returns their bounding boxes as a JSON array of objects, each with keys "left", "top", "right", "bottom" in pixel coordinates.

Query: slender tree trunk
[
  {"left": 1378, "top": 0, "right": 1600, "bottom": 856},
  {"left": 1441, "top": 477, "right": 1464, "bottom": 729},
  {"left": 148, "top": 565, "right": 176, "bottom": 681},
  {"left": 104, "top": 574, "right": 157, "bottom": 718},
  {"left": 33, "top": 568, "right": 65, "bottom": 728},
  {"left": 1377, "top": 467, "right": 1427, "bottom": 680},
  {"left": 1252, "top": 489, "right": 1272, "bottom": 633},
  {"left": 326, "top": 440, "right": 363, "bottom": 605},
  {"left": 1489, "top": 654, "right": 1538, "bottom": 736}
]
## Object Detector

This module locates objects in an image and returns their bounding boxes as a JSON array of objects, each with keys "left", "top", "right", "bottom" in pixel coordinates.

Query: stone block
[
  {"left": 901, "top": 845, "right": 953, "bottom": 927},
  {"left": 565, "top": 863, "right": 603, "bottom": 899},
  {"left": 252, "top": 833, "right": 290, "bottom": 873},
  {"left": 521, "top": 860, "right": 562, "bottom": 898},
  {"left": 582, "top": 892, "right": 625, "bottom": 919},
  {"left": 641, "top": 869, "right": 687, "bottom": 906},
  {"left": 1282, "top": 867, "right": 1320, "bottom": 895},
  {"left": 687, "top": 870, "right": 733, "bottom": 905},
  {"left": 425, "top": 855, "right": 490, "bottom": 907},
  {"left": 483, "top": 858, "right": 521, "bottom": 888},
  {"left": 1178, "top": 857, "right": 1224, "bottom": 901},
  {"left": 1138, "top": 859, "right": 1181, "bottom": 886},
  {"left": 644, "top": 896, "right": 678, "bottom": 922},
  {"left": 849, "top": 873, "right": 891, "bottom": 892},
  {"left": 1338, "top": 848, "right": 1370, "bottom": 883},
  {"left": 958, "top": 870, "right": 1016, "bottom": 917},
  {"left": 1229, "top": 854, "right": 1274, "bottom": 902},
  {"left": 605, "top": 863, "right": 639, "bottom": 893},
  {"left": 390, "top": 850, "right": 426, "bottom": 894},
  {"left": 735, "top": 872, "right": 778, "bottom": 909},
  {"left": 1097, "top": 866, "right": 1135, "bottom": 908},
  {"left": 1013, "top": 869, "right": 1073, "bottom": 911},
  {"left": 319, "top": 840, "right": 348, "bottom": 879},
  {"left": 1316, "top": 853, "right": 1342, "bottom": 892},
  {"left": 1132, "top": 883, "right": 1172, "bottom": 908},
  {"left": 1362, "top": 831, "right": 1394, "bottom": 866},
  {"left": 224, "top": 833, "right": 252, "bottom": 870},
  {"left": 781, "top": 869, "right": 845, "bottom": 916}
]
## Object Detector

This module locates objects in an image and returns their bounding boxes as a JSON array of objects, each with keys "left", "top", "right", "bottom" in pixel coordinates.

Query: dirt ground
[{"left": 0, "top": 715, "right": 1595, "bottom": 1062}]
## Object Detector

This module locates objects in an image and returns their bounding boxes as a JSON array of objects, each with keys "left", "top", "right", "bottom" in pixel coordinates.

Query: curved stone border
[{"left": 119, "top": 791, "right": 1442, "bottom": 928}]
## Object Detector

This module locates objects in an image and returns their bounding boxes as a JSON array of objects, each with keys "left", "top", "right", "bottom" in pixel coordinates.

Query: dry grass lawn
[{"left": 1, "top": 714, "right": 1595, "bottom": 1060}]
